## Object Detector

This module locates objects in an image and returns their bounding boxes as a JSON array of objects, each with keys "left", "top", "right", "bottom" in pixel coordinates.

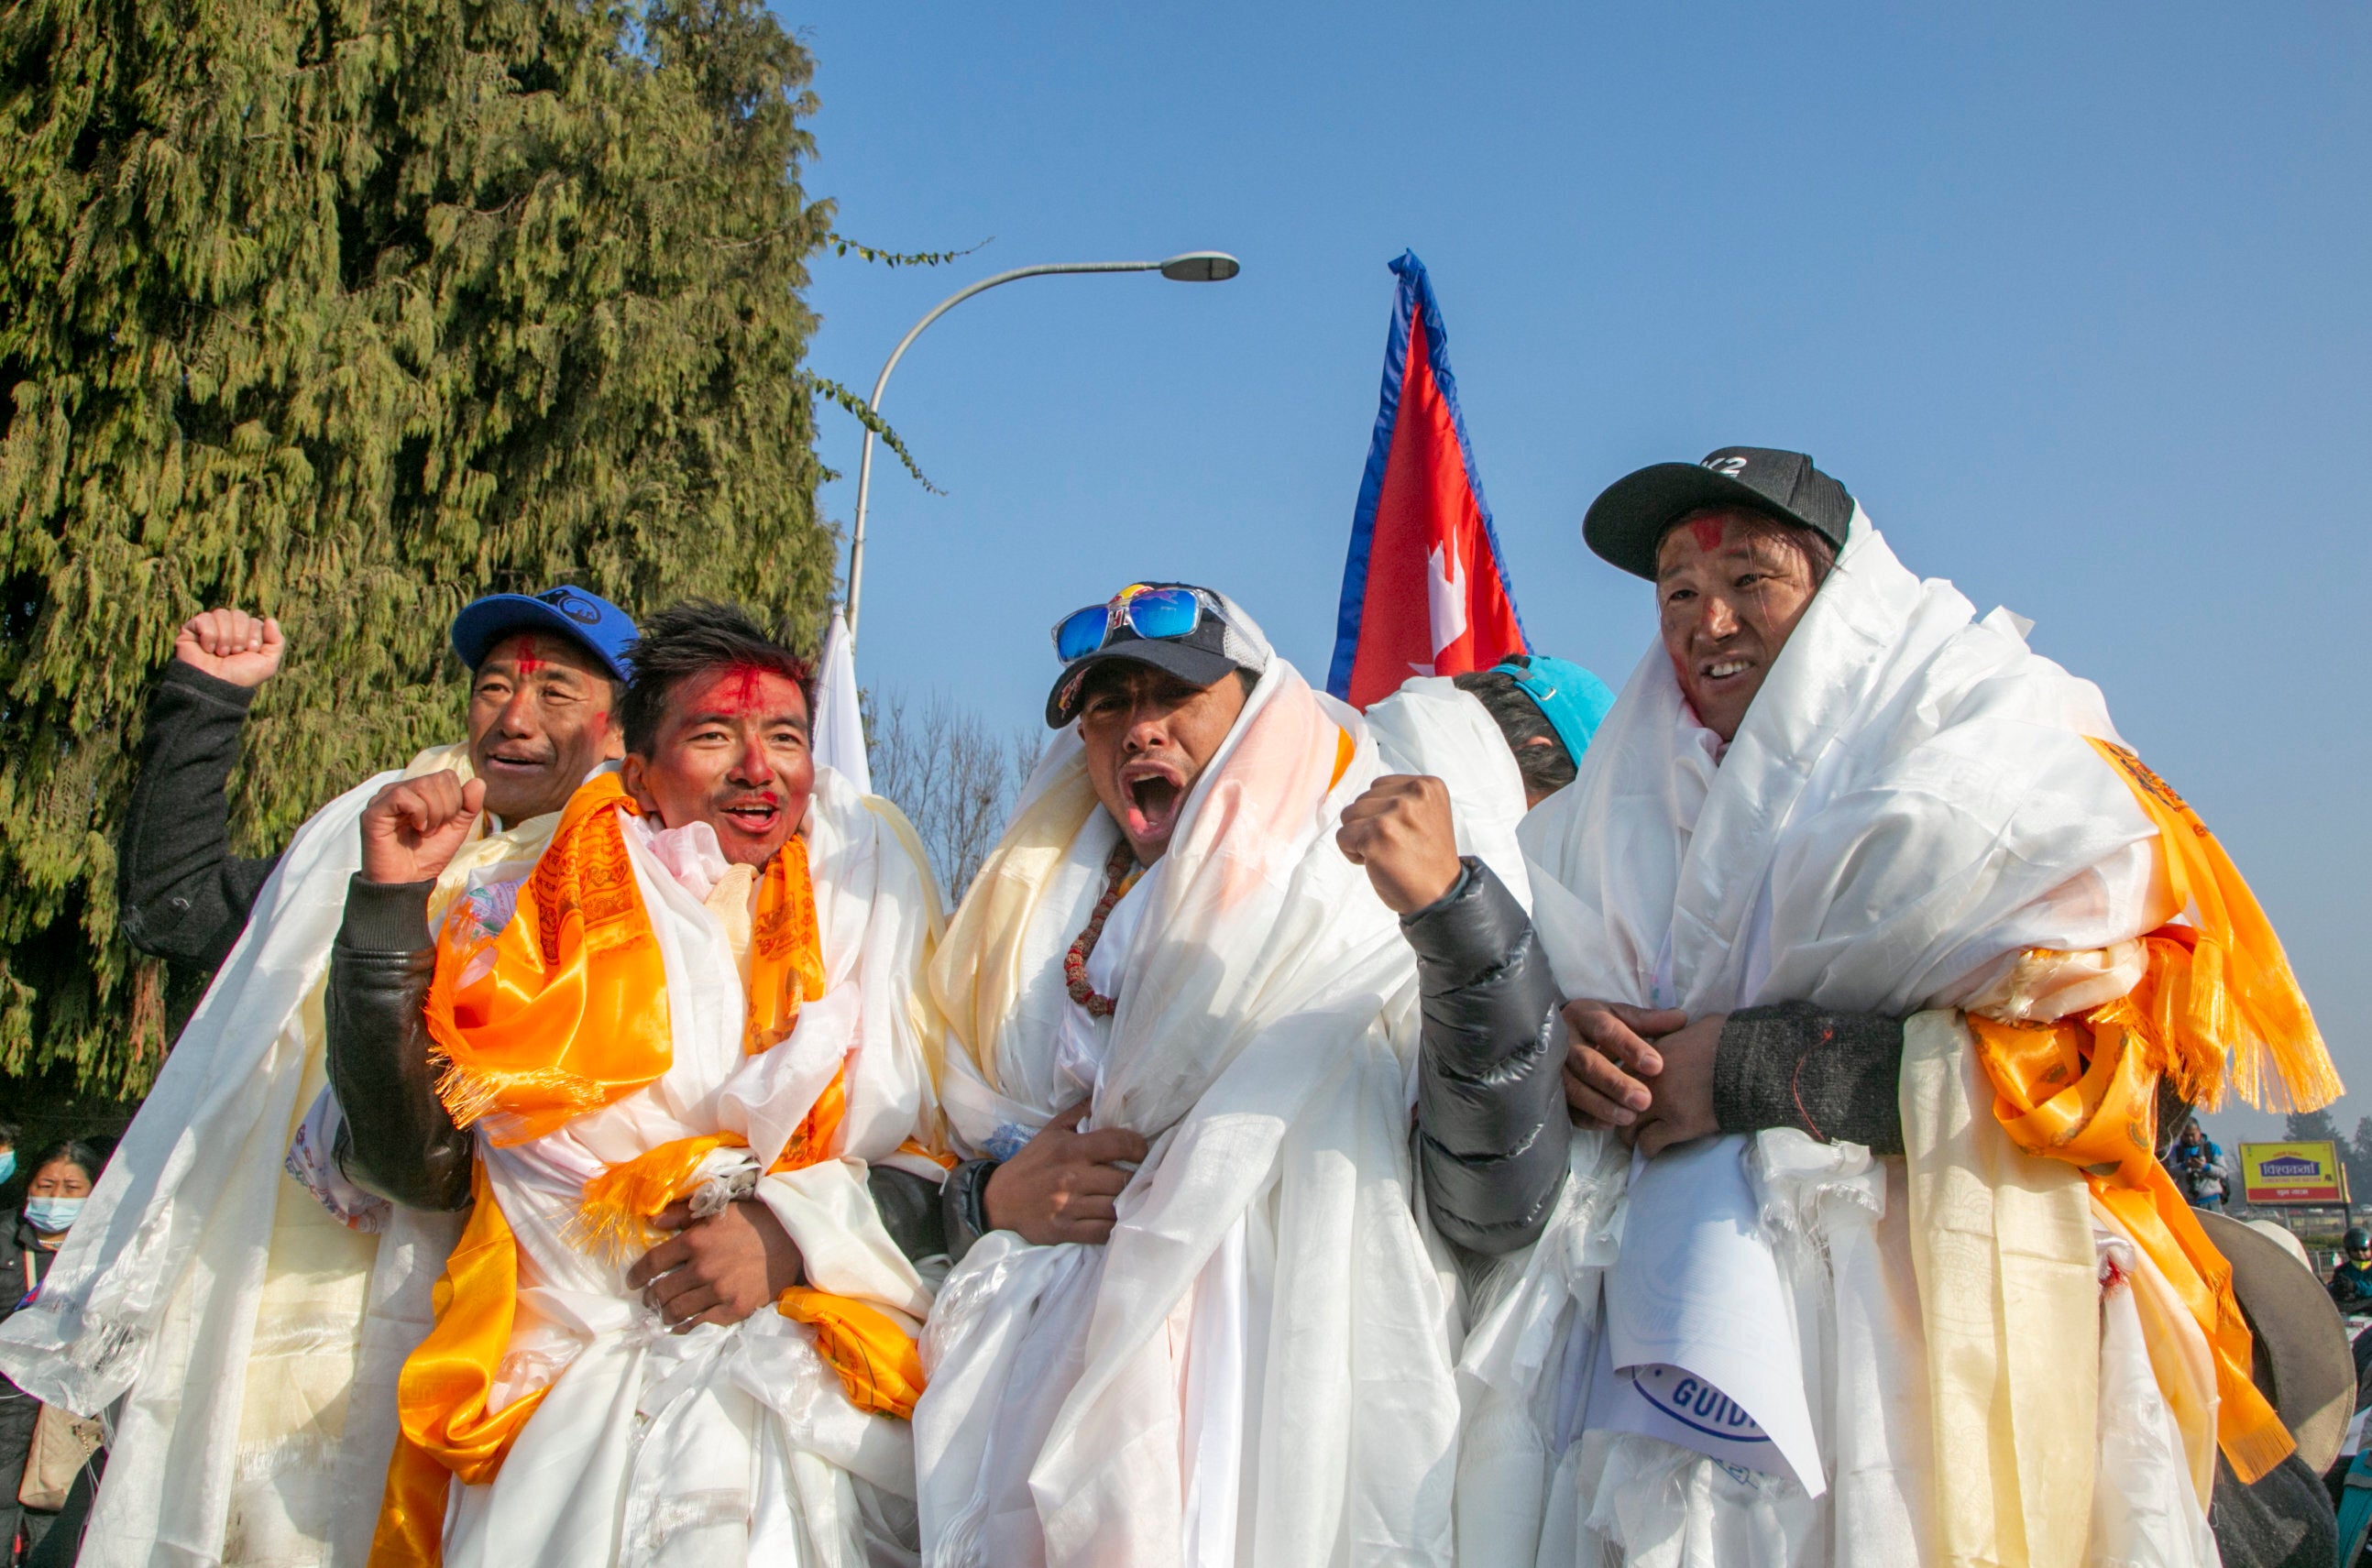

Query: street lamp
[{"left": 842, "top": 250, "right": 1242, "bottom": 643}]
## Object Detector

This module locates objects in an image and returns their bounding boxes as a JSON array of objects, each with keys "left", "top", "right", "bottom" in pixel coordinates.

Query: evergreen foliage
[{"left": 0, "top": 0, "right": 840, "bottom": 1093}]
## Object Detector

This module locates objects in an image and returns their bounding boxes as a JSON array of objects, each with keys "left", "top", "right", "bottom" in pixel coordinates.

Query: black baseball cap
[
  {"left": 1044, "top": 583, "right": 1272, "bottom": 728},
  {"left": 1583, "top": 447, "right": 1854, "bottom": 580},
  {"left": 449, "top": 585, "right": 638, "bottom": 684}
]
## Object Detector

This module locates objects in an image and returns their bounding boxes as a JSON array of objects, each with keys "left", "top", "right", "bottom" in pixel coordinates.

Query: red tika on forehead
[
  {"left": 1688, "top": 516, "right": 1728, "bottom": 552},
  {"left": 694, "top": 662, "right": 797, "bottom": 718}
]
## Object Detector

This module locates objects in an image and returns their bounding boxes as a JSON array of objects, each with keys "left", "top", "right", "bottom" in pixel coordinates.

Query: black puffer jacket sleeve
[{"left": 1404, "top": 859, "right": 1567, "bottom": 1255}]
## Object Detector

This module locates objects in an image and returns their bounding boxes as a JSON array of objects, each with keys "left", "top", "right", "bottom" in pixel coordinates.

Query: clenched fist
[
  {"left": 174, "top": 608, "right": 284, "bottom": 688},
  {"left": 1335, "top": 773, "right": 1464, "bottom": 915},
  {"left": 359, "top": 770, "right": 485, "bottom": 885}
]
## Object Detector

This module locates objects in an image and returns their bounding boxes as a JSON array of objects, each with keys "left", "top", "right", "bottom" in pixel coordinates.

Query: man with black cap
[
  {"left": 12, "top": 587, "right": 639, "bottom": 1567},
  {"left": 1441, "top": 448, "right": 2343, "bottom": 1567},
  {"left": 915, "top": 582, "right": 1469, "bottom": 1564}
]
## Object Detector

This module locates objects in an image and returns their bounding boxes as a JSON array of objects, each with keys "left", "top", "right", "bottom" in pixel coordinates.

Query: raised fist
[
  {"left": 1335, "top": 773, "right": 1464, "bottom": 915},
  {"left": 173, "top": 608, "right": 285, "bottom": 688},
  {"left": 359, "top": 771, "right": 487, "bottom": 886}
]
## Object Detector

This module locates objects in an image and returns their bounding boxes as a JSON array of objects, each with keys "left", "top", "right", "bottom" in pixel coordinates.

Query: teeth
[{"left": 1706, "top": 660, "right": 1749, "bottom": 678}]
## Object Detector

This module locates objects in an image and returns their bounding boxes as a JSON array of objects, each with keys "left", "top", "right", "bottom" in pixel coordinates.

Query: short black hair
[
  {"left": 28, "top": 1138, "right": 103, "bottom": 1186},
  {"left": 620, "top": 600, "right": 814, "bottom": 756},
  {"left": 0, "top": 1114, "right": 19, "bottom": 1150},
  {"left": 1455, "top": 661, "right": 1577, "bottom": 799}
]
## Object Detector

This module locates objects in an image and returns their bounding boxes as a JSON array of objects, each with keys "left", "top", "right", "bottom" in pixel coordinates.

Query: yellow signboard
[{"left": 2236, "top": 1141, "right": 2348, "bottom": 1205}]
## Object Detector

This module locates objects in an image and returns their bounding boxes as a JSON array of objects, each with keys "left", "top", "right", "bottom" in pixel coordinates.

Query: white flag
[{"left": 810, "top": 607, "right": 871, "bottom": 795}]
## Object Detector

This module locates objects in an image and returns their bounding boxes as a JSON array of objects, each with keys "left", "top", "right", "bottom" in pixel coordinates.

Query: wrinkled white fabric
[
  {"left": 0, "top": 746, "right": 531, "bottom": 1568},
  {"left": 1360, "top": 674, "right": 1532, "bottom": 908},
  {"left": 436, "top": 765, "right": 942, "bottom": 1568},
  {"left": 916, "top": 658, "right": 1460, "bottom": 1567},
  {"left": 1466, "top": 510, "right": 2189, "bottom": 1566}
]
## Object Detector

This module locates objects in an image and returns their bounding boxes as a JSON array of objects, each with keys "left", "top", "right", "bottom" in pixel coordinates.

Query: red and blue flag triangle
[{"left": 1327, "top": 251, "right": 1528, "bottom": 708}]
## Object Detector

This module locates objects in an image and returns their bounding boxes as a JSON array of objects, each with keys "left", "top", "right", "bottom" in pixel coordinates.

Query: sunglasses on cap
[{"left": 1050, "top": 585, "right": 1208, "bottom": 663}]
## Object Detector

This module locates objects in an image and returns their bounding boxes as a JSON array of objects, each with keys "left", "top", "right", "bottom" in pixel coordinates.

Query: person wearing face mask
[
  {"left": 0, "top": 1141, "right": 104, "bottom": 1563},
  {"left": 1418, "top": 448, "right": 2344, "bottom": 1568},
  {"left": 912, "top": 583, "right": 1467, "bottom": 1565},
  {"left": 0, "top": 590, "right": 639, "bottom": 1568},
  {"left": 322, "top": 600, "right": 949, "bottom": 1567}
]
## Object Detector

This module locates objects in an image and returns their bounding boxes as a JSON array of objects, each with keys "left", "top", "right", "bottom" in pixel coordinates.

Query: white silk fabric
[
  {"left": 434, "top": 764, "right": 944, "bottom": 1568},
  {"left": 1462, "top": 511, "right": 2191, "bottom": 1567},
  {"left": 0, "top": 745, "right": 556, "bottom": 1568},
  {"left": 915, "top": 659, "right": 1462, "bottom": 1568}
]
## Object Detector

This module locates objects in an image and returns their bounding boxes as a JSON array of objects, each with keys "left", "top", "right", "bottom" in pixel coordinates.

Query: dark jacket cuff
[
  {"left": 1400, "top": 859, "right": 1515, "bottom": 987},
  {"left": 941, "top": 1158, "right": 998, "bottom": 1266},
  {"left": 1712, "top": 1002, "right": 1907, "bottom": 1156},
  {"left": 339, "top": 874, "right": 435, "bottom": 953},
  {"left": 156, "top": 658, "right": 261, "bottom": 713}
]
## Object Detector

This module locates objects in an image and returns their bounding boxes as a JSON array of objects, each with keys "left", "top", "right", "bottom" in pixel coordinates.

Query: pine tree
[{"left": 0, "top": 0, "right": 839, "bottom": 1094}]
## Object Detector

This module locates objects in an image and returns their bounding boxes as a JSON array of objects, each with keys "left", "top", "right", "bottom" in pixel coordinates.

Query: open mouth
[
  {"left": 718, "top": 796, "right": 782, "bottom": 837},
  {"left": 1697, "top": 656, "right": 1753, "bottom": 685},
  {"left": 1122, "top": 770, "right": 1184, "bottom": 844}
]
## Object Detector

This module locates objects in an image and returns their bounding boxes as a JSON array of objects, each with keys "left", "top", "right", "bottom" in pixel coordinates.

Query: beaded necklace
[{"left": 1063, "top": 839, "right": 1143, "bottom": 1019}]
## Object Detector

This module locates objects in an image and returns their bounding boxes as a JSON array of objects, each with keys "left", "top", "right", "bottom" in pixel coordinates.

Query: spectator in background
[
  {"left": 0, "top": 1140, "right": 106, "bottom": 1563},
  {"left": 2173, "top": 1117, "right": 2231, "bottom": 1209},
  {"left": 2331, "top": 1228, "right": 2372, "bottom": 1313},
  {"left": 1452, "top": 653, "right": 1616, "bottom": 807},
  {"left": 0, "top": 1118, "right": 16, "bottom": 1210}
]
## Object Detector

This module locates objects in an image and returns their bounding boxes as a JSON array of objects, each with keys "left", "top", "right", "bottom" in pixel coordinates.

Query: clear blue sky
[{"left": 786, "top": 0, "right": 2370, "bottom": 1146}]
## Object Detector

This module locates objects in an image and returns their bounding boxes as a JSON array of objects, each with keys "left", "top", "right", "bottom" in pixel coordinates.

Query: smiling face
[
  {"left": 1653, "top": 508, "right": 1828, "bottom": 742},
  {"left": 467, "top": 632, "right": 625, "bottom": 825},
  {"left": 1076, "top": 663, "right": 1249, "bottom": 865},
  {"left": 621, "top": 663, "right": 815, "bottom": 867}
]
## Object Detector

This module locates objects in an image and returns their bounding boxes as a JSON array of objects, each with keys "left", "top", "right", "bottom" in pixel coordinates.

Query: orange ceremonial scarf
[
  {"left": 371, "top": 775, "right": 918, "bottom": 1568},
  {"left": 1966, "top": 738, "right": 2341, "bottom": 1485}
]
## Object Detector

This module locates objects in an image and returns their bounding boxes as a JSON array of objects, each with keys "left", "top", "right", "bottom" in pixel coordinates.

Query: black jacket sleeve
[
  {"left": 1405, "top": 860, "right": 1568, "bottom": 1255},
  {"left": 116, "top": 662, "right": 281, "bottom": 970},
  {"left": 1711, "top": 1003, "right": 1906, "bottom": 1156},
  {"left": 325, "top": 875, "right": 476, "bottom": 1212},
  {"left": 322, "top": 873, "right": 954, "bottom": 1264}
]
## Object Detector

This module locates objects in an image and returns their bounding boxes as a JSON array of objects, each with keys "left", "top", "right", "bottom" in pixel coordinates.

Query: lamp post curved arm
[{"left": 843, "top": 251, "right": 1239, "bottom": 644}]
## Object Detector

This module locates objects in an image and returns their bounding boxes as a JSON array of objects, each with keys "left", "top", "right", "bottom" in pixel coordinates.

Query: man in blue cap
[
  {"left": 119, "top": 587, "right": 638, "bottom": 971},
  {"left": 1453, "top": 652, "right": 1616, "bottom": 808},
  {"left": 61, "top": 587, "right": 638, "bottom": 1567}
]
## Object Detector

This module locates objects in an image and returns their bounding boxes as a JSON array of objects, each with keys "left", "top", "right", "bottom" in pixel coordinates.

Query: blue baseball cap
[
  {"left": 449, "top": 586, "right": 637, "bottom": 684},
  {"left": 1493, "top": 654, "right": 1614, "bottom": 766}
]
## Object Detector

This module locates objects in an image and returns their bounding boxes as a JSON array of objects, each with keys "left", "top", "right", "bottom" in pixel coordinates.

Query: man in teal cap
[{"left": 1454, "top": 652, "right": 1616, "bottom": 807}]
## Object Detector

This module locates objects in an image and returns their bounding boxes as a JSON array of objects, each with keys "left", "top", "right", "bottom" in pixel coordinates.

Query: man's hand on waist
[{"left": 629, "top": 1198, "right": 805, "bottom": 1332}]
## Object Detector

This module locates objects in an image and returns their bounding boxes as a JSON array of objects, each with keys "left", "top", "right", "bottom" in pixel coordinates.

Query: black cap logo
[{"left": 538, "top": 588, "right": 603, "bottom": 626}]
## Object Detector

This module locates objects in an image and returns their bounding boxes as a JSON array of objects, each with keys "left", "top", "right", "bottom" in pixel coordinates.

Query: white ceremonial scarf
[
  {"left": 1458, "top": 510, "right": 2177, "bottom": 1568},
  {"left": 1362, "top": 674, "right": 1532, "bottom": 909},
  {"left": 434, "top": 764, "right": 944, "bottom": 1568},
  {"left": 0, "top": 744, "right": 563, "bottom": 1568},
  {"left": 916, "top": 656, "right": 1462, "bottom": 1568}
]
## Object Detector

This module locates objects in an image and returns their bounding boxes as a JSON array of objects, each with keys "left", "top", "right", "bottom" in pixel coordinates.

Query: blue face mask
[
  {"left": 0, "top": 1151, "right": 15, "bottom": 1187},
  {"left": 24, "top": 1196, "right": 83, "bottom": 1234}
]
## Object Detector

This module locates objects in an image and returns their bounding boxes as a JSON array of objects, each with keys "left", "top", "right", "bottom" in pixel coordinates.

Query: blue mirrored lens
[
  {"left": 1121, "top": 588, "right": 1201, "bottom": 642},
  {"left": 1053, "top": 606, "right": 1110, "bottom": 663}
]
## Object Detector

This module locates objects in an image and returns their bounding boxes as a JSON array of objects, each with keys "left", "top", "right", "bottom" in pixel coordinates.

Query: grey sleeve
[
  {"left": 1711, "top": 1002, "right": 1906, "bottom": 1156},
  {"left": 116, "top": 662, "right": 280, "bottom": 969},
  {"left": 1405, "top": 860, "right": 1569, "bottom": 1255}
]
